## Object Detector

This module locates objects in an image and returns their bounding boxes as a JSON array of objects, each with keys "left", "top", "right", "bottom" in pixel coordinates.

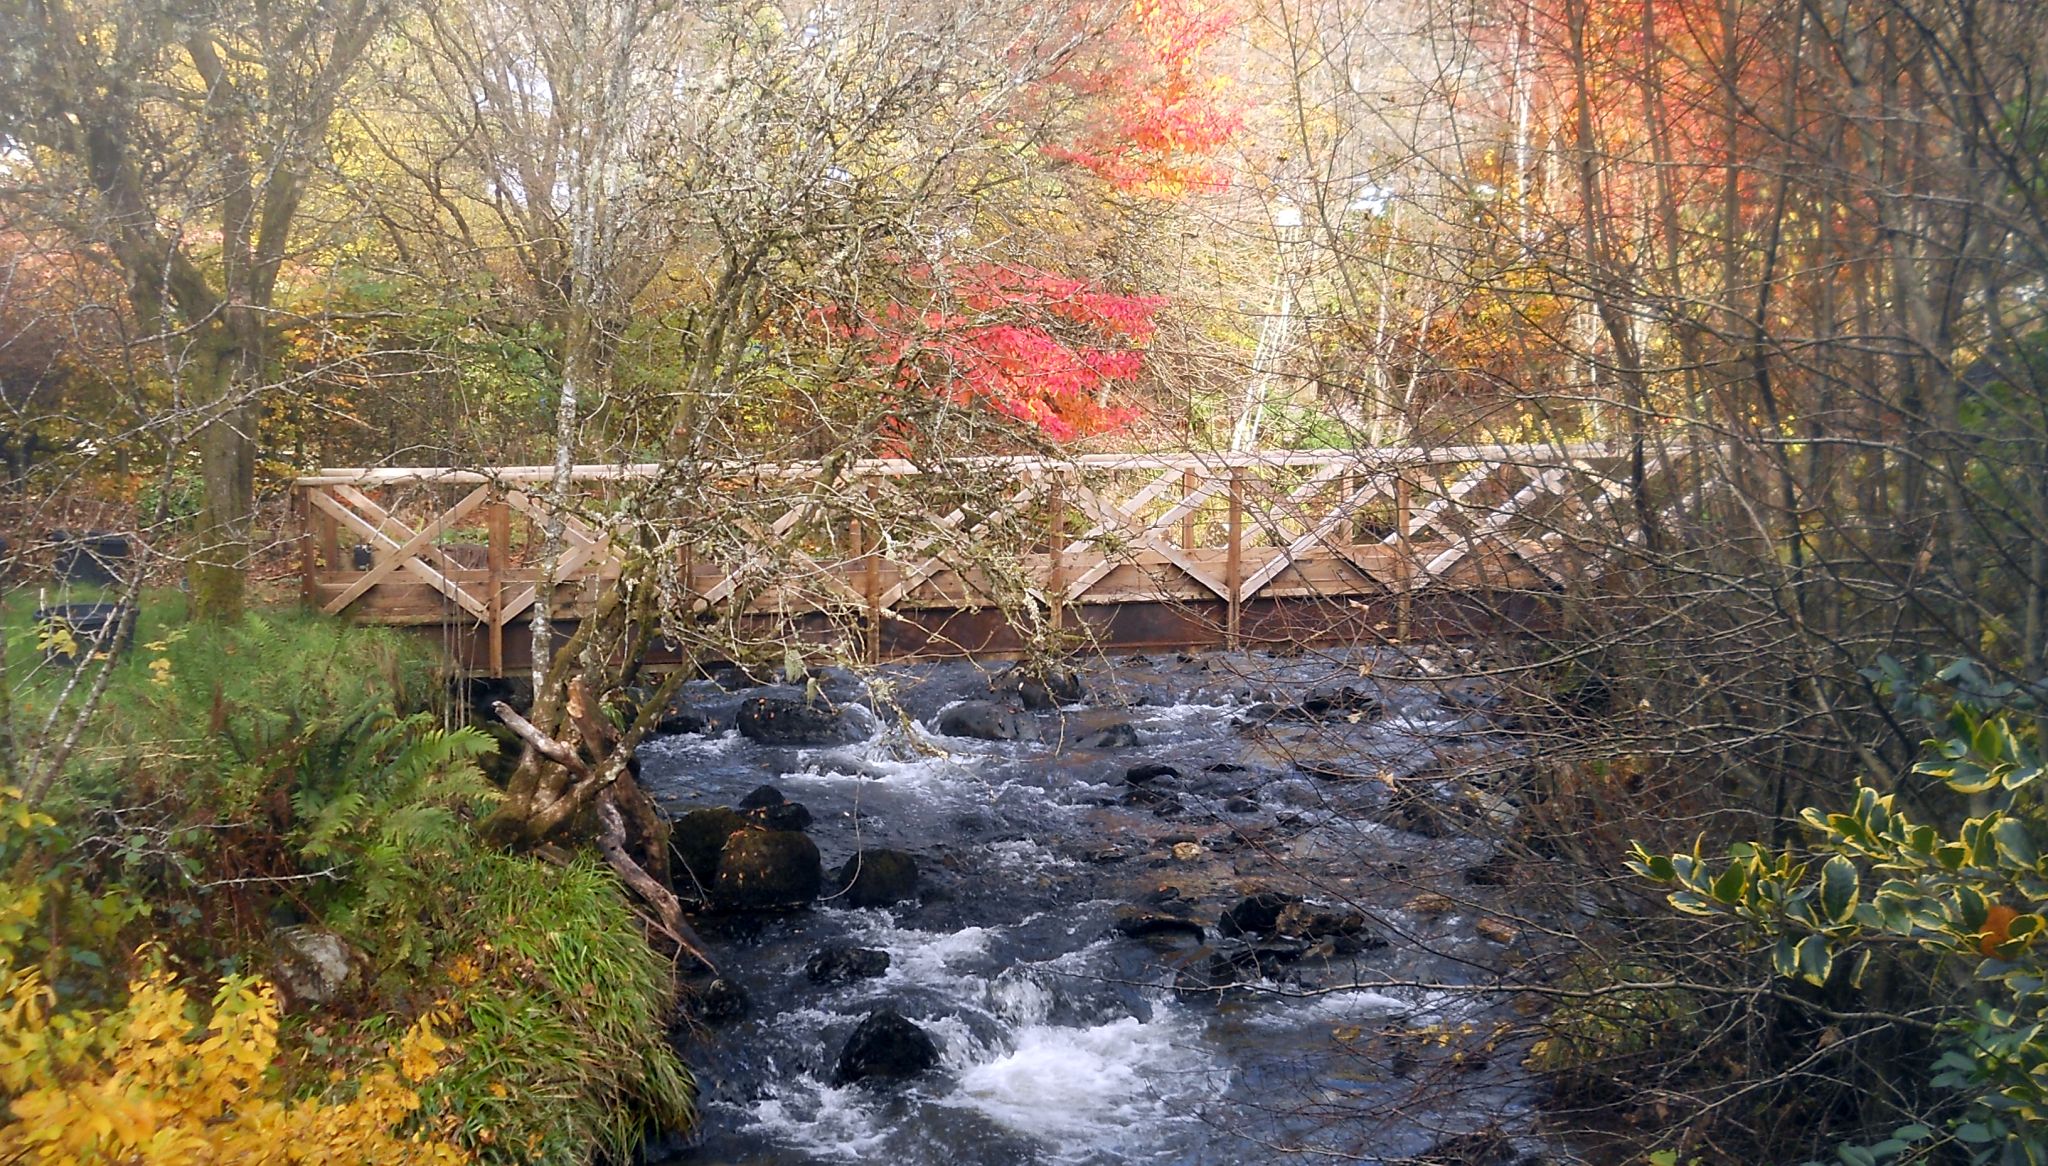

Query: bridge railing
[{"left": 293, "top": 443, "right": 1673, "bottom": 671}]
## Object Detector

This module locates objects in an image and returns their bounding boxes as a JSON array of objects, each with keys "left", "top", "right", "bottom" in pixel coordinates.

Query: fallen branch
[{"left": 595, "top": 790, "right": 717, "bottom": 974}]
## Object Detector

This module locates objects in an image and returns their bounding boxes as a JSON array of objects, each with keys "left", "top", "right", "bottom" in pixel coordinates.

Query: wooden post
[
  {"left": 1226, "top": 468, "right": 1244, "bottom": 649},
  {"left": 851, "top": 491, "right": 876, "bottom": 663},
  {"left": 1046, "top": 471, "right": 1066, "bottom": 632},
  {"left": 1339, "top": 471, "right": 1355, "bottom": 548},
  {"left": 487, "top": 497, "right": 509, "bottom": 677},
  {"left": 297, "top": 488, "right": 317, "bottom": 607},
  {"left": 1181, "top": 467, "right": 1198, "bottom": 549},
  {"left": 315, "top": 489, "right": 340, "bottom": 575},
  {"left": 1395, "top": 475, "right": 1414, "bottom": 641},
  {"left": 863, "top": 482, "right": 882, "bottom": 664}
]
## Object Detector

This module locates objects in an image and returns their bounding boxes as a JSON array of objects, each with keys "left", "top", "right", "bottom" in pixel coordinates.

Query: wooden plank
[
  {"left": 305, "top": 489, "right": 491, "bottom": 621},
  {"left": 487, "top": 499, "right": 509, "bottom": 676},
  {"left": 290, "top": 442, "right": 1630, "bottom": 488},
  {"left": 321, "top": 485, "right": 492, "bottom": 617},
  {"left": 1226, "top": 469, "right": 1243, "bottom": 648}
]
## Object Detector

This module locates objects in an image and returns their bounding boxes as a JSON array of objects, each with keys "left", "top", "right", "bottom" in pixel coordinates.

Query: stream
[{"left": 637, "top": 648, "right": 1562, "bottom": 1165}]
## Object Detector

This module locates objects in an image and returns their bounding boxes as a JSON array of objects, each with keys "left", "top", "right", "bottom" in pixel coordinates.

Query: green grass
[{"left": 410, "top": 852, "right": 697, "bottom": 1164}]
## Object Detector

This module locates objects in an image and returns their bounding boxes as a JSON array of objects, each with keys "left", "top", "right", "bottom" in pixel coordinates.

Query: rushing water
[{"left": 638, "top": 649, "right": 1557, "bottom": 1165}]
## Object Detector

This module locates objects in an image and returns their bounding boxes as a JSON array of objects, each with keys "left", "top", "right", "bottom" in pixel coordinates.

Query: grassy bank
[{"left": 1, "top": 600, "right": 693, "bottom": 1163}]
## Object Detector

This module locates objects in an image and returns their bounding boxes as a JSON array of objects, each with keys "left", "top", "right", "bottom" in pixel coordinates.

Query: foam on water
[
  {"left": 947, "top": 1000, "right": 1226, "bottom": 1158},
  {"left": 1234, "top": 986, "right": 1470, "bottom": 1030},
  {"left": 638, "top": 728, "right": 743, "bottom": 758},
  {"left": 730, "top": 1074, "right": 893, "bottom": 1162}
]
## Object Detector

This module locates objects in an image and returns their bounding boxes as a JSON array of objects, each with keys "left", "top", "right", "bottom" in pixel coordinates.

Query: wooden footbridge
[{"left": 293, "top": 444, "right": 1671, "bottom": 675}]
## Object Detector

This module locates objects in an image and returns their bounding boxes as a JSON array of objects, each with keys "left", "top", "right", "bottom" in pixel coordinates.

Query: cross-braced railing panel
[{"left": 294, "top": 444, "right": 1676, "bottom": 671}]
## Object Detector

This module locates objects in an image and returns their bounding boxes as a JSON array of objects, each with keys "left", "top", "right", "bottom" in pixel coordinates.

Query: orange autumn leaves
[{"left": 1046, "top": 0, "right": 1242, "bottom": 197}]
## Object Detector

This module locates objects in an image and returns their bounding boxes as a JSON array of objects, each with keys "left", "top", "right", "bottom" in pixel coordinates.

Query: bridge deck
[{"left": 294, "top": 444, "right": 1657, "bottom": 674}]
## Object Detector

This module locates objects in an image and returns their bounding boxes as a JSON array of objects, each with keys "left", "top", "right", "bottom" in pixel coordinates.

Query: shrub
[
  {"left": 1632, "top": 662, "right": 2048, "bottom": 1164},
  {"left": 0, "top": 950, "right": 470, "bottom": 1164}
]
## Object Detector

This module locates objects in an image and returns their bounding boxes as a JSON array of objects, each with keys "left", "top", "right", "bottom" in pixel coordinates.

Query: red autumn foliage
[
  {"left": 1044, "top": 0, "right": 1242, "bottom": 195},
  {"left": 840, "top": 263, "right": 1164, "bottom": 441}
]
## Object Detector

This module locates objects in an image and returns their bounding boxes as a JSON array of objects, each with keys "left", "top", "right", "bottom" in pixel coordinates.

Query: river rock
[
  {"left": 806, "top": 945, "right": 892, "bottom": 985},
  {"left": 1112, "top": 907, "right": 1206, "bottom": 944},
  {"left": 713, "top": 829, "right": 823, "bottom": 910},
  {"left": 934, "top": 700, "right": 1028, "bottom": 741},
  {"left": 269, "top": 926, "right": 357, "bottom": 1008},
  {"left": 1274, "top": 901, "right": 1370, "bottom": 942},
  {"left": 990, "top": 663, "right": 1085, "bottom": 711},
  {"left": 833, "top": 849, "right": 919, "bottom": 907},
  {"left": 1301, "top": 683, "right": 1383, "bottom": 720},
  {"left": 654, "top": 708, "right": 715, "bottom": 736},
  {"left": 736, "top": 696, "right": 866, "bottom": 746},
  {"left": 685, "top": 977, "right": 750, "bottom": 1023},
  {"left": 670, "top": 807, "right": 750, "bottom": 898},
  {"left": 1124, "top": 762, "right": 1182, "bottom": 785},
  {"left": 1406, "top": 892, "right": 1456, "bottom": 917},
  {"left": 1084, "top": 722, "right": 1141, "bottom": 749},
  {"left": 1474, "top": 917, "right": 1520, "bottom": 945},
  {"left": 832, "top": 1009, "right": 940, "bottom": 1085},
  {"left": 740, "top": 784, "right": 814, "bottom": 831},
  {"left": 1218, "top": 891, "right": 1302, "bottom": 939}
]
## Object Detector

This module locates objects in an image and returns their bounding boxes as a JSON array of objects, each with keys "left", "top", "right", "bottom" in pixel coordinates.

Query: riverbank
[{"left": 0, "top": 605, "right": 693, "bottom": 1163}]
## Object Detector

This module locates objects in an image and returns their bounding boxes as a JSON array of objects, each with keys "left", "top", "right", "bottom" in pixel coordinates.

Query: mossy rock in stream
[
  {"left": 669, "top": 807, "right": 750, "bottom": 900},
  {"left": 832, "top": 849, "right": 919, "bottom": 908},
  {"left": 713, "top": 829, "right": 823, "bottom": 910}
]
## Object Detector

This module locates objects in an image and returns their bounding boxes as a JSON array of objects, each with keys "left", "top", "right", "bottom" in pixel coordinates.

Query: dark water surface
[{"left": 639, "top": 649, "right": 1557, "bottom": 1165}]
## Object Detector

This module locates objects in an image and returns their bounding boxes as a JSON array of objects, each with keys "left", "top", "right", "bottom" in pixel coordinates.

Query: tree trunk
[{"left": 191, "top": 334, "right": 259, "bottom": 622}]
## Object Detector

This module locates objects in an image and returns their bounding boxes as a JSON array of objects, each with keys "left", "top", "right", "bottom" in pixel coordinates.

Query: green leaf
[
  {"left": 1773, "top": 935, "right": 1800, "bottom": 980},
  {"left": 1797, "top": 934, "right": 1833, "bottom": 985},
  {"left": 1820, "top": 855, "right": 1860, "bottom": 924},
  {"left": 1711, "top": 863, "right": 1748, "bottom": 905},
  {"left": 1947, "top": 761, "right": 2002, "bottom": 795},
  {"left": 1992, "top": 817, "right": 2039, "bottom": 868},
  {"left": 1891, "top": 1125, "right": 1931, "bottom": 1142}
]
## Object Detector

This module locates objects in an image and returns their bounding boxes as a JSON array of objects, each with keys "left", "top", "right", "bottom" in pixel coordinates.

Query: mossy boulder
[
  {"left": 832, "top": 849, "right": 919, "bottom": 908},
  {"left": 713, "top": 829, "right": 823, "bottom": 910},
  {"left": 669, "top": 807, "right": 750, "bottom": 900}
]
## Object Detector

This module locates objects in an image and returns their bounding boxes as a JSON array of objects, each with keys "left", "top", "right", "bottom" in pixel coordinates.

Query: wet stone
[
  {"left": 806, "top": 945, "right": 891, "bottom": 986},
  {"left": 1085, "top": 722, "right": 1142, "bottom": 749},
  {"left": 990, "top": 663, "right": 1085, "bottom": 711},
  {"left": 1406, "top": 892, "right": 1457, "bottom": 917},
  {"left": 1274, "top": 901, "right": 1370, "bottom": 942},
  {"left": 1125, "top": 762, "right": 1182, "bottom": 785},
  {"left": 713, "top": 830, "right": 823, "bottom": 910},
  {"left": 934, "top": 700, "right": 1028, "bottom": 741},
  {"left": 736, "top": 696, "right": 867, "bottom": 747},
  {"left": 1475, "top": 917, "right": 1521, "bottom": 945},
  {"left": 1218, "top": 892, "right": 1302, "bottom": 939},
  {"left": 1112, "top": 907, "right": 1206, "bottom": 944},
  {"left": 832, "top": 1009, "right": 940, "bottom": 1086},
  {"left": 685, "top": 977, "right": 750, "bottom": 1024},
  {"left": 669, "top": 807, "right": 750, "bottom": 900},
  {"left": 832, "top": 849, "right": 919, "bottom": 908}
]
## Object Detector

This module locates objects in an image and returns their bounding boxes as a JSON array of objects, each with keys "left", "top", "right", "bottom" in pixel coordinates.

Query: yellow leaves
[
  {"left": 398, "top": 1010, "right": 453, "bottom": 1083},
  {"left": 0, "top": 949, "right": 472, "bottom": 1164},
  {"left": 446, "top": 953, "right": 481, "bottom": 987}
]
